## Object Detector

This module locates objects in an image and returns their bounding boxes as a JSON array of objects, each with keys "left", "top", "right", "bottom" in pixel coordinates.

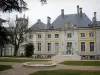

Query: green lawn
[
  {"left": 0, "top": 65, "right": 12, "bottom": 71},
  {"left": 0, "top": 58, "right": 50, "bottom": 63},
  {"left": 60, "top": 61, "right": 100, "bottom": 66},
  {"left": 29, "top": 70, "right": 100, "bottom": 75}
]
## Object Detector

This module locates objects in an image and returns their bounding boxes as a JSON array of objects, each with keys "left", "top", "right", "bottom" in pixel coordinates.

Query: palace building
[{"left": 1, "top": 5, "right": 100, "bottom": 60}]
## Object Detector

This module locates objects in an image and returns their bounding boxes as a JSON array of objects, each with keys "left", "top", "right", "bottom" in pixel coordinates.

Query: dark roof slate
[
  {"left": 52, "top": 13, "right": 91, "bottom": 29},
  {"left": 29, "top": 20, "right": 46, "bottom": 30}
]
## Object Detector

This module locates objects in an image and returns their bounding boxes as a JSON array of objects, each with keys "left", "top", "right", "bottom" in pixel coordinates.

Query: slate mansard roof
[
  {"left": 52, "top": 13, "right": 91, "bottom": 29},
  {"left": 29, "top": 19, "right": 46, "bottom": 30}
]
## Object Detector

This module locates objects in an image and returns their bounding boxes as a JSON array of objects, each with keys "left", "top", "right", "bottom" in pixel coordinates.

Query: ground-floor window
[
  {"left": 55, "top": 43, "right": 59, "bottom": 53},
  {"left": 48, "top": 43, "right": 51, "bottom": 51},
  {"left": 38, "top": 43, "right": 41, "bottom": 51},
  {"left": 81, "top": 42, "right": 85, "bottom": 52},
  {"left": 90, "top": 42, "right": 94, "bottom": 52}
]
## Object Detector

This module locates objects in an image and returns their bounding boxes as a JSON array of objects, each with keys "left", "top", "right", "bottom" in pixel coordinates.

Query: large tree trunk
[{"left": 13, "top": 46, "right": 19, "bottom": 56}]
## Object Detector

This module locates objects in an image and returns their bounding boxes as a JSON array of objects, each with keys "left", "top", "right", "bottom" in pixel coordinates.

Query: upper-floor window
[
  {"left": 29, "top": 34, "right": 33, "bottom": 39},
  {"left": 67, "top": 42, "right": 72, "bottom": 47},
  {"left": 67, "top": 33, "right": 72, "bottom": 38},
  {"left": 89, "top": 32, "right": 94, "bottom": 37},
  {"left": 38, "top": 34, "right": 41, "bottom": 38},
  {"left": 90, "top": 42, "right": 94, "bottom": 52},
  {"left": 81, "top": 42, "right": 85, "bottom": 52},
  {"left": 81, "top": 33, "right": 85, "bottom": 37},
  {"left": 55, "top": 34, "right": 59, "bottom": 38},
  {"left": 38, "top": 43, "right": 41, "bottom": 51},
  {"left": 48, "top": 34, "right": 51, "bottom": 38}
]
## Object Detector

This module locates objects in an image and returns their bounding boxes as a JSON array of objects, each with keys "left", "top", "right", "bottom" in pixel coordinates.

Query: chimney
[
  {"left": 37, "top": 19, "right": 41, "bottom": 22},
  {"left": 61, "top": 9, "right": 64, "bottom": 17},
  {"left": 94, "top": 12, "right": 97, "bottom": 22},
  {"left": 47, "top": 16, "right": 51, "bottom": 24},
  {"left": 80, "top": 8, "right": 82, "bottom": 17},
  {"left": 77, "top": 5, "right": 80, "bottom": 16}
]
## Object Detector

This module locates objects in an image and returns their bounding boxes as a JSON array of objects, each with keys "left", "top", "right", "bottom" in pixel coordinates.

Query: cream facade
[{"left": 1, "top": 5, "right": 100, "bottom": 60}]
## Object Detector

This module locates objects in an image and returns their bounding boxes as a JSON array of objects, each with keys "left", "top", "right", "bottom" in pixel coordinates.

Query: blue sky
[{"left": 0, "top": 0, "right": 100, "bottom": 27}]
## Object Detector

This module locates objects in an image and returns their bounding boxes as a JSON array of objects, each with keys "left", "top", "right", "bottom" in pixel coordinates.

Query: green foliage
[
  {"left": 0, "top": 65, "right": 12, "bottom": 71},
  {"left": 0, "top": 0, "right": 28, "bottom": 12},
  {"left": 60, "top": 61, "right": 100, "bottom": 66},
  {"left": 0, "top": 25, "right": 10, "bottom": 56},
  {"left": 30, "top": 70, "right": 100, "bottom": 75},
  {"left": 25, "top": 43, "right": 34, "bottom": 57},
  {"left": 0, "top": 26, "right": 10, "bottom": 46}
]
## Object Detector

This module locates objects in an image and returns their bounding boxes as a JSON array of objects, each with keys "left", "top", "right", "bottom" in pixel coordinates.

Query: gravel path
[{"left": 0, "top": 61, "right": 100, "bottom": 75}]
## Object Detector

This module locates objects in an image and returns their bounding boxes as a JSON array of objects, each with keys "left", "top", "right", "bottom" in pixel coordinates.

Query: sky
[{"left": 0, "top": 0, "right": 100, "bottom": 27}]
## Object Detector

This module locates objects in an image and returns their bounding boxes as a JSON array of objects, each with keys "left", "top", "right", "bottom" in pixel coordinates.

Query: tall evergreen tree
[{"left": 0, "top": 0, "right": 27, "bottom": 56}]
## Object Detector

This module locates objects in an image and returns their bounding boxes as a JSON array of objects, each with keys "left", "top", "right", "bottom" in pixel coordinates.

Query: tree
[
  {"left": 0, "top": 25, "right": 10, "bottom": 56},
  {"left": 0, "top": 0, "right": 27, "bottom": 12},
  {"left": 25, "top": 43, "right": 34, "bottom": 57},
  {"left": 0, "top": 0, "right": 28, "bottom": 56},
  {"left": 8, "top": 16, "right": 28, "bottom": 56}
]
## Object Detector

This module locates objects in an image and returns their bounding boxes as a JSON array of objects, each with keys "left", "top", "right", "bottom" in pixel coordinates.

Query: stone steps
[{"left": 52, "top": 55, "right": 81, "bottom": 63}]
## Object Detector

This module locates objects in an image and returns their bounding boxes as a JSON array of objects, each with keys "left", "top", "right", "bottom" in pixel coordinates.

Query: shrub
[{"left": 25, "top": 43, "right": 34, "bottom": 57}]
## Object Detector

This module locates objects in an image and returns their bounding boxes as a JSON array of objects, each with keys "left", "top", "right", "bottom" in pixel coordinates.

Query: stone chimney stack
[
  {"left": 80, "top": 8, "right": 82, "bottom": 17},
  {"left": 94, "top": 12, "right": 97, "bottom": 22},
  {"left": 61, "top": 9, "right": 64, "bottom": 17},
  {"left": 47, "top": 16, "right": 51, "bottom": 24},
  {"left": 77, "top": 5, "right": 80, "bottom": 16},
  {"left": 37, "top": 19, "right": 41, "bottom": 22}
]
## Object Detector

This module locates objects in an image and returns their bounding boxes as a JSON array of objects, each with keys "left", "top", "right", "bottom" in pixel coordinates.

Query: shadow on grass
[{"left": 0, "top": 65, "right": 12, "bottom": 71}]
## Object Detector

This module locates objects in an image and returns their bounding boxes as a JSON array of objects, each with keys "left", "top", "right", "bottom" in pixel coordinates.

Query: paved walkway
[{"left": 0, "top": 61, "right": 100, "bottom": 75}]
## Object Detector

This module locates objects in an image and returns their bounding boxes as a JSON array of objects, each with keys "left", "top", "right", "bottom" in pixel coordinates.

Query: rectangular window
[
  {"left": 38, "top": 43, "right": 41, "bottom": 51},
  {"left": 55, "top": 43, "right": 59, "bottom": 53},
  {"left": 89, "top": 32, "right": 94, "bottom": 37},
  {"left": 67, "top": 42, "right": 72, "bottom": 47},
  {"left": 38, "top": 34, "right": 41, "bottom": 38},
  {"left": 48, "top": 34, "right": 51, "bottom": 38},
  {"left": 67, "top": 33, "right": 72, "bottom": 38},
  {"left": 55, "top": 34, "right": 59, "bottom": 38},
  {"left": 81, "top": 33, "right": 85, "bottom": 37},
  {"left": 81, "top": 42, "right": 85, "bottom": 51},
  {"left": 48, "top": 43, "right": 51, "bottom": 51},
  {"left": 90, "top": 42, "right": 94, "bottom": 52}
]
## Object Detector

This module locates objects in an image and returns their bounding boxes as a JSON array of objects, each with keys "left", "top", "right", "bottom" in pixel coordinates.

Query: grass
[
  {"left": 0, "top": 65, "right": 12, "bottom": 71},
  {"left": 60, "top": 61, "right": 100, "bottom": 66},
  {"left": 0, "top": 57, "right": 50, "bottom": 63},
  {"left": 29, "top": 70, "right": 100, "bottom": 75}
]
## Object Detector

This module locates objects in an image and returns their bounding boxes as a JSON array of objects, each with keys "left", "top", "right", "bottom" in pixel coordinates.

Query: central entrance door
[{"left": 66, "top": 42, "right": 72, "bottom": 55}]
